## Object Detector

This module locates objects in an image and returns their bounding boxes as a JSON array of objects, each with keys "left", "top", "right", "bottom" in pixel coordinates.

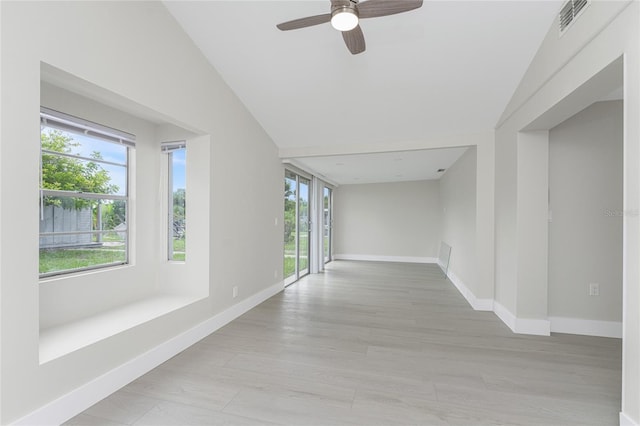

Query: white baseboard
[
  {"left": 549, "top": 316, "right": 622, "bottom": 338},
  {"left": 334, "top": 254, "right": 437, "bottom": 264},
  {"left": 493, "top": 300, "right": 517, "bottom": 331},
  {"left": 446, "top": 269, "right": 493, "bottom": 311},
  {"left": 515, "top": 316, "right": 550, "bottom": 336},
  {"left": 493, "top": 301, "right": 550, "bottom": 336},
  {"left": 13, "top": 281, "right": 284, "bottom": 426},
  {"left": 620, "top": 411, "right": 639, "bottom": 426}
]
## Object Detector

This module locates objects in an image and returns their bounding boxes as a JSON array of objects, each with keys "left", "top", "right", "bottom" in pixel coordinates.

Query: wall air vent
[{"left": 559, "top": 0, "right": 589, "bottom": 35}]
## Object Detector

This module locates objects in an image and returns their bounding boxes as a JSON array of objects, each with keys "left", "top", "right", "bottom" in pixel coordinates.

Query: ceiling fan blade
[
  {"left": 357, "top": 0, "right": 423, "bottom": 19},
  {"left": 342, "top": 25, "right": 366, "bottom": 55},
  {"left": 276, "top": 13, "right": 332, "bottom": 31}
]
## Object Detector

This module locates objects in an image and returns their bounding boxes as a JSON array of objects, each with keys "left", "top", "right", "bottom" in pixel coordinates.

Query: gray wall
[
  {"left": 333, "top": 180, "right": 441, "bottom": 260},
  {"left": 1, "top": 2, "right": 284, "bottom": 422},
  {"left": 548, "top": 100, "right": 623, "bottom": 322},
  {"left": 493, "top": 1, "right": 639, "bottom": 418},
  {"left": 438, "top": 147, "right": 477, "bottom": 288}
]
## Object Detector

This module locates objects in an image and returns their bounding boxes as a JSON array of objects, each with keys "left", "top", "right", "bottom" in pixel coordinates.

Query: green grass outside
[
  {"left": 40, "top": 248, "right": 125, "bottom": 274},
  {"left": 284, "top": 256, "right": 295, "bottom": 278},
  {"left": 40, "top": 235, "right": 188, "bottom": 274},
  {"left": 284, "top": 238, "right": 295, "bottom": 253},
  {"left": 172, "top": 237, "right": 186, "bottom": 261},
  {"left": 172, "top": 238, "right": 186, "bottom": 261},
  {"left": 173, "top": 238, "right": 185, "bottom": 252},
  {"left": 284, "top": 232, "right": 311, "bottom": 278},
  {"left": 172, "top": 252, "right": 186, "bottom": 261},
  {"left": 284, "top": 233, "right": 308, "bottom": 252},
  {"left": 102, "top": 232, "right": 123, "bottom": 242}
]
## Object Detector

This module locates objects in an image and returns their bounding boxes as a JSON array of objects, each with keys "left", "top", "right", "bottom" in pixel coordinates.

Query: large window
[
  {"left": 162, "top": 142, "right": 186, "bottom": 261},
  {"left": 39, "top": 108, "right": 133, "bottom": 277}
]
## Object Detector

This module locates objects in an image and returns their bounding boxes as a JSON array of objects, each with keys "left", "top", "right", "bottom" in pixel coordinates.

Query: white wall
[
  {"left": 494, "top": 1, "right": 639, "bottom": 422},
  {"left": 38, "top": 82, "right": 162, "bottom": 329},
  {"left": 515, "top": 130, "right": 549, "bottom": 324},
  {"left": 474, "top": 135, "right": 496, "bottom": 303},
  {"left": 434, "top": 142, "right": 496, "bottom": 312},
  {"left": 0, "top": 1, "right": 284, "bottom": 423},
  {"left": 438, "top": 147, "right": 477, "bottom": 293},
  {"left": 548, "top": 100, "right": 623, "bottom": 322},
  {"left": 333, "top": 180, "right": 441, "bottom": 262},
  {"left": 38, "top": 82, "right": 214, "bottom": 330}
]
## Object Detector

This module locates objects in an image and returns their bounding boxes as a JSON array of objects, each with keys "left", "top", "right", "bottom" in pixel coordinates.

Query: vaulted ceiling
[{"left": 164, "top": 1, "right": 562, "bottom": 184}]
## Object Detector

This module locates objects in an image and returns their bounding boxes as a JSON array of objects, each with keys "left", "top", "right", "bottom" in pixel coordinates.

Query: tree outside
[
  {"left": 169, "top": 147, "right": 186, "bottom": 261},
  {"left": 40, "top": 129, "right": 126, "bottom": 274},
  {"left": 284, "top": 178, "right": 297, "bottom": 278},
  {"left": 41, "top": 130, "right": 119, "bottom": 206},
  {"left": 283, "top": 176, "right": 310, "bottom": 279}
]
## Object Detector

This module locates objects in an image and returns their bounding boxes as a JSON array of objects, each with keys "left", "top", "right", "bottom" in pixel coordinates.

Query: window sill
[{"left": 39, "top": 294, "right": 203, "bottom": 364}]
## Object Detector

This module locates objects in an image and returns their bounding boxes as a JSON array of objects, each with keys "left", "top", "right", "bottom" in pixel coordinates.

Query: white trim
[
  {"left": 493, "top": 300, "right": 517, "bottom": 332},
  {"left": 283, "top": 160, "right": 313, "bottom": 181},
  {"left": 41, "top": 106, "right": 135, "bottom": 146},
  {"left": 549, "top": 316, "right": 622, "bottom": 338},
  {"left": 334, "top": 254, "right": 437, "bottom": 264},
  {"left": 492, "top": 301, "right": 550, "bottom": 336},
  {"left": 515, "top": 316, "right": 551, "bottom": 336},
  {"left": 620, "top": 411, "right": 639, "bottom": 426},
  {"left": 437, "top": 242, "right": 452, "bottom": 276},
  {"left": 13, "top": 281, "right": 284, "bottom": 426},
  {"left": 447, "top": 269, "right": 493, "bottom": 311}
]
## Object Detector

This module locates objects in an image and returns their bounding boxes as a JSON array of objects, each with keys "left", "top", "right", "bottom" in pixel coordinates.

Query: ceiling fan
[{"left": 276, "top": 0, "right": 423, "bottom": 55}]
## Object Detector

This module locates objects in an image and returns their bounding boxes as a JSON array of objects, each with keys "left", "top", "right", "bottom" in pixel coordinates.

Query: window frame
[
  {"left": 39, "top": 107, "right": 134, "bottom": 278},
  {"left": 162, "top": 141, "right": 186, "bottom": 262}
]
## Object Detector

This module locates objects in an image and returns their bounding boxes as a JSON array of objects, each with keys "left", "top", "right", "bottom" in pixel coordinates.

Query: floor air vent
[{"left": 559, "top": 0, "right": 589, "bottom": 34}]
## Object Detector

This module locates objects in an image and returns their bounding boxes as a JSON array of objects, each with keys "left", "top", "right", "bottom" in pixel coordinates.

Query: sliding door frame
[
  {"left": 323, "top": 185, "right": 333, "bottom": 264},
  {"left": 284, "top": 168, "right": 312, "bottom": 286}
]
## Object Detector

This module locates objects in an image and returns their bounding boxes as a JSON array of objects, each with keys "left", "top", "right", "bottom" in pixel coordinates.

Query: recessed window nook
[{"left": 38, "top": 63, "right": 210, "bottom": 364}]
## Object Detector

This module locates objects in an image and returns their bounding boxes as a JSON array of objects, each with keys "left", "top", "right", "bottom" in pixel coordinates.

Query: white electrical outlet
[
  {"left": 275, "top": 217, "right": 278, "bottom": 226},
  {"left": 233, "top": 286, "right": 238, "bottom": 298},
  {"left": 589, "top": 283, "right": 600, "bottom": 296},
  {"left": 274, "top": 269, "right": 278, "bottom": 279}
]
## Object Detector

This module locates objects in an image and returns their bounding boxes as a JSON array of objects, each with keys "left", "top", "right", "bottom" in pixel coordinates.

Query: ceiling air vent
[{"left": 559, "top": 0, "right": 589, "bottom": 35}]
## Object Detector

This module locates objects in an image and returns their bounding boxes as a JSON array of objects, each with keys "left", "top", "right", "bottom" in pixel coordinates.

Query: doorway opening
[{"left": 547, "top": 98, "right": 623, "bottom": 337}]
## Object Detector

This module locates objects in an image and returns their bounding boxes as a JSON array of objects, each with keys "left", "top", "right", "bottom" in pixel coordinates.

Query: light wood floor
[{"left": 66, "top": 261, "right": 622, "bottom": 425}]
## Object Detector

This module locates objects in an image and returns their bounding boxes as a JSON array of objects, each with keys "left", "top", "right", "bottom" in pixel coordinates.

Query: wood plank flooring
[{"left": 65, "top": 261, "right": 622, "bottom": 425}]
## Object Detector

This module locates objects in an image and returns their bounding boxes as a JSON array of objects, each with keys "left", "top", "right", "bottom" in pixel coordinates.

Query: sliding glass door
[
  {"left": 298, "top": 177, "right": 310, "bottom": 276},
  {"left": 284, "top": 170, "right": 310, "bottom": 285},
  {"left": 323, "top": 186, "right": 332, "bottom": 263},
  {"left": 284, "top": 171, "right": 297, "bottom": 283}
]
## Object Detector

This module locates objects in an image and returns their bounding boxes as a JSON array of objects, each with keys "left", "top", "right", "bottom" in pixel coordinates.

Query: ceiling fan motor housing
[{"left": 331, "top": 0, "right": 359, "bottom": 15}]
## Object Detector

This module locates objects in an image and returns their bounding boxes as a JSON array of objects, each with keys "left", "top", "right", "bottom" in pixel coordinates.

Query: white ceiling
[
  {"left": 291, "top": 146, "right": 469, "bottom": 184},
  {"left": 164, "top": 0, "right": 562, "bottom": 183}
]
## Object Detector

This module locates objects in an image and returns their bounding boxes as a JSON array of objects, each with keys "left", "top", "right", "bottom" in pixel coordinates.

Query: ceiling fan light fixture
[
  {"left": 276, "top": 0, "right": 424, "bottom": 54},
  {"left": 331, "top": 7, "right": 358, "bottom": 31}
]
